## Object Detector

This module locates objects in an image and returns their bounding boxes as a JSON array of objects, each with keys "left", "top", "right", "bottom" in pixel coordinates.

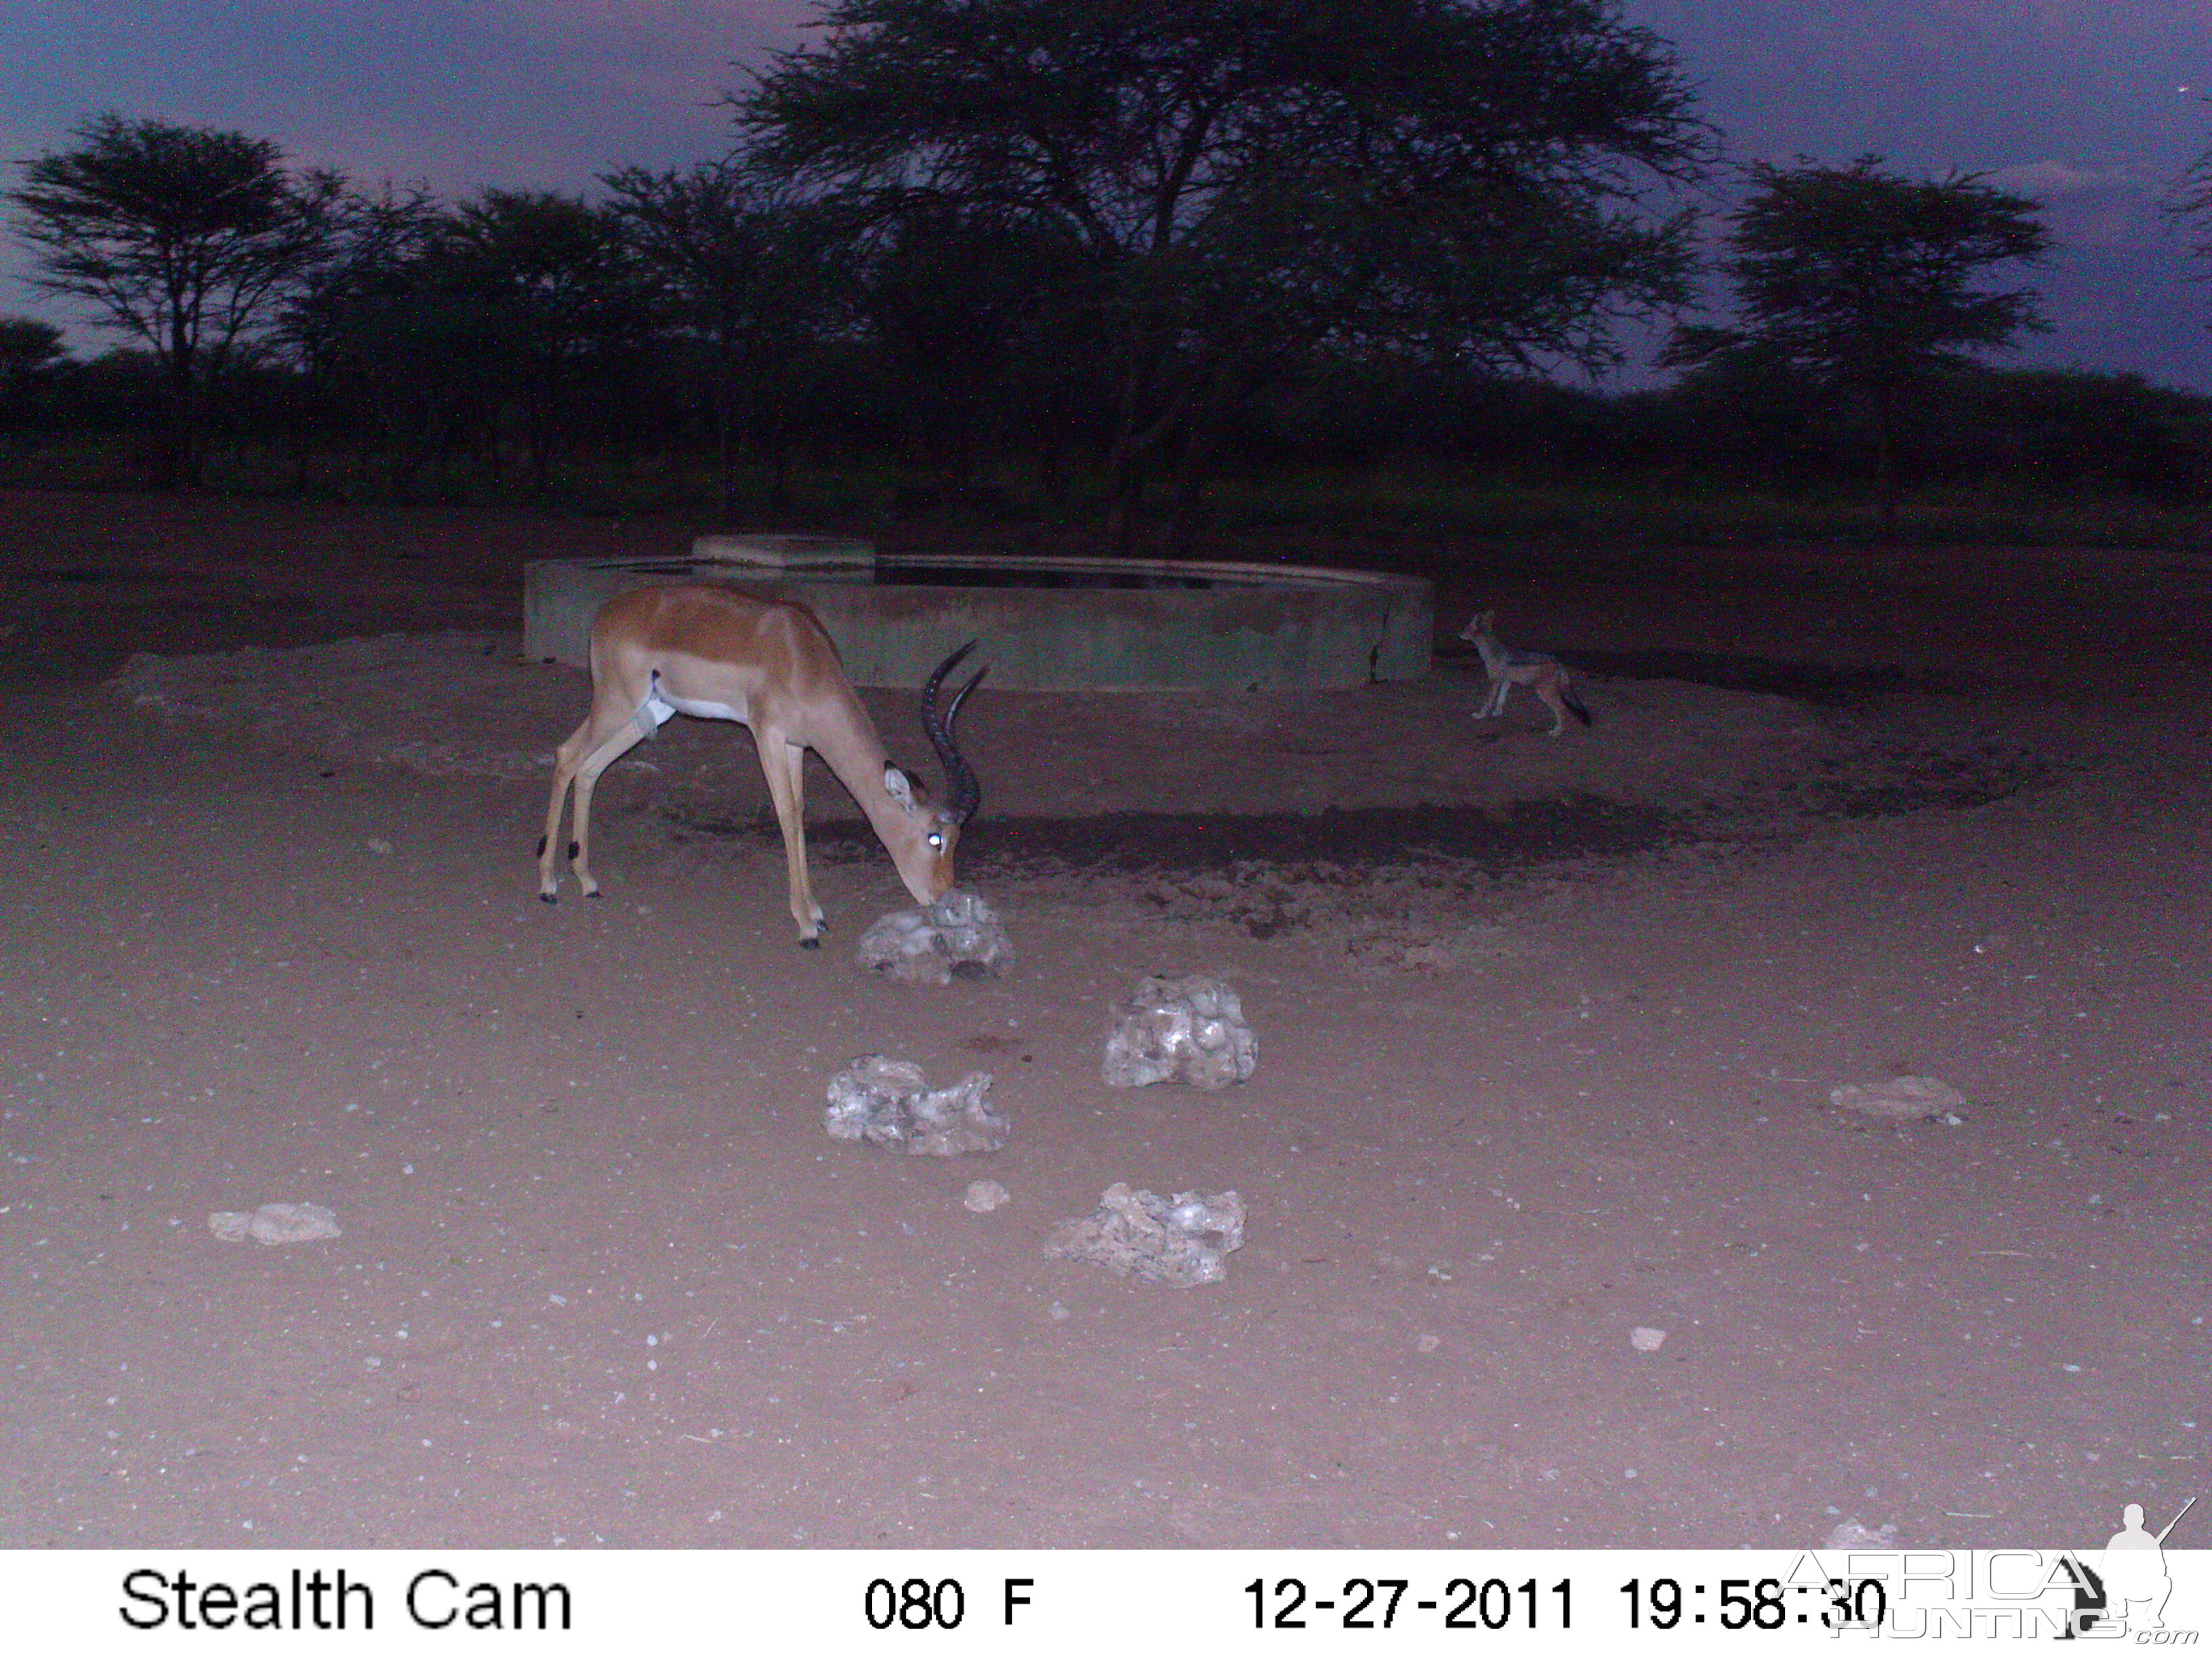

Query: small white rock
[
  {"left": 208, "top": 1202, "right": 341, "bottom": 1246},
  {"left": 857, "top": 889, "right": 1014, "bottom": 985},
  {"left": 1102, "top": 973, "right": 1258, "bottom": 1090},
  {"left": 1631, "top": 1326, "right": 1667, "bottom": 1352},
  {"left": 1822, "top": 1519, "right": 1898, "bottom": 1549},
  {"left": 825, "top": 1056, "right": 1007, "bottom": 1155},
  {"left": 1044, "top": 1183, "right": 1246, "bottom": 1287},
  {"left": 964, "top": 1179, "right": 1010, "bottom": 1214},
  {"left": 1828, "top": 1075, "right": 1965, "bottom": 1121},
  {"left": 1416, "top": 1332, "right": 1442, "bottom": 1354}
]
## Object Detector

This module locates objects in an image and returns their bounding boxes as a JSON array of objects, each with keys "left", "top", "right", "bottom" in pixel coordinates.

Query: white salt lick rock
[{"left": 209, "top": 1202, "right": 342, "bottom": 1246}]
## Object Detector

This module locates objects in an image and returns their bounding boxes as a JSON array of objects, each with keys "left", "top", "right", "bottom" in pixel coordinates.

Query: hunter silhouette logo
[
  {"left": 1808, "top": 1495, "right": 2199, "bottom": 1639},
  {"left": 2078, "top": 1497, "right": 2195, "bottom": 1637}
]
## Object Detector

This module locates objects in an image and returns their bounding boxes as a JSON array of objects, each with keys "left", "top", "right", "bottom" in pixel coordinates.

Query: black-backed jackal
[{"left": 1459, "top": 610, "right": 1593, "bottom": 737}]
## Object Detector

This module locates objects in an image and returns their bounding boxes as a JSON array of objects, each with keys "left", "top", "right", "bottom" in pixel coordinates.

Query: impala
[{"left": 537, "top": 583, "right": 983, "bottom": 945}]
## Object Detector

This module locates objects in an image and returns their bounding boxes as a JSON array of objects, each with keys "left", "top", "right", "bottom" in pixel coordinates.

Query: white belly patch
[
  {"left": 659, "top": 692, "right": 744, "bottom": 722},
  {"left": 644, "top": 669, "right": 747, "bottom": 726}
]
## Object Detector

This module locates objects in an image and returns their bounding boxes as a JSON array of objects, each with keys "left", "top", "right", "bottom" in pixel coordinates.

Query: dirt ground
[{"left": 1, "top": 489, "right": 2204, "bottom": 1550}]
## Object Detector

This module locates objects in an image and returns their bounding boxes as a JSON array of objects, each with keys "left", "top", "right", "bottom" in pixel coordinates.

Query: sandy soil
[{"left": 0, "top": 489, "right": 2205, "bottom": 1550}]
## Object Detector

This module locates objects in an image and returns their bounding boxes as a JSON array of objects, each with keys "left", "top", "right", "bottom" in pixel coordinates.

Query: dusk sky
[{"left": 3, "top": 0, "right": 2205, "bottom": 388}]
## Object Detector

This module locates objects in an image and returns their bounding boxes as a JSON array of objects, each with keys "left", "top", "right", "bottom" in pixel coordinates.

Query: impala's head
[
  {"left": 882, "top": 641, "right": 985, "bottom": 906},
  {"left": 1458, "top": 609, "right": 1496, "bottom": 643}
]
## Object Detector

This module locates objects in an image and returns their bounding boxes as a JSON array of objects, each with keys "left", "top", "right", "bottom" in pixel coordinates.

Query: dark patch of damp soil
[
  {"left": 665, "top": 739, "right": 2047, "bottom": 880},
  {"left": 668, "top": 796, "right": 1668, "bottom": 876},
  {"left": 1816, "top": 743, "right": 2051, "bottom": 817},
  {"left": 24, "top": 566, "right": 170, "bottom": 586},
  {"left": 1551, "top": 647, "right": 1978, "bottom": 703}
]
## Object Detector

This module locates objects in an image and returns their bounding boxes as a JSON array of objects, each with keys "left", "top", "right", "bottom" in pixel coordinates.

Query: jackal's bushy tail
[{"left": 1561, "top": 687, "right": 1593, "bottom": 727}]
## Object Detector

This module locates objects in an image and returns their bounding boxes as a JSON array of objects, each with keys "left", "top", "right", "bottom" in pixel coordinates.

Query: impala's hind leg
[
  {"left": 538, "top": 717, "right": 593, "bottom": 901},
  {"left": 569, "top": 715, "right": 651, "bottom": 897},
  {"left": 539, "top": 705, "right": 649, "bottom": 901}
]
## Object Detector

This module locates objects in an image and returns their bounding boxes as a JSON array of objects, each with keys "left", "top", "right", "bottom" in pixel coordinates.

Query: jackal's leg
[{"left": 1532, "top": 665, "right": 1582, "bottom": 736}]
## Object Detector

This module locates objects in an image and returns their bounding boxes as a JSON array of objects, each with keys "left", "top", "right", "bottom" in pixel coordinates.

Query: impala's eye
[{"left": 927, "top": 832, "right": 943, "bottom": 850}]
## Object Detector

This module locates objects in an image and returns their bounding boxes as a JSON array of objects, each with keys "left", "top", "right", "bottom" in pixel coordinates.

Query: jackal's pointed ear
[{"left": 884, "top": 764, "right": 918, "bottom": 811}]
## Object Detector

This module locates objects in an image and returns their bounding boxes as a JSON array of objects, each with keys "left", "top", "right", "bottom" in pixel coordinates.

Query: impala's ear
[{"left": 884, "top": 764, "right": 918, "bottom": 811}]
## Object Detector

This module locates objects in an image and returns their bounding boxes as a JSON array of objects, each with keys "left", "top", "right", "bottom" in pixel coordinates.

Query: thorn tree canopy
[
  {"left": 731, "top": 0, "right": 1711, "bottom": 542},
  {"left": 7, "top": 112, "right": 342, "bottom": 483},
  {"left": 1663, "top": 154, "right": 2051, "bottom": 529}
]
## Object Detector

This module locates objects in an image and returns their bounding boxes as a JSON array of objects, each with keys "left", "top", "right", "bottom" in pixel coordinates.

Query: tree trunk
[
  {"left": 527, "top": 388, "right": 555, "bottom": 494},
  {"left": 1165, "top": 363, "right": 1240, "bottom": 560},
  {"left": 714, "top": 390, "right": 735, "bottom": 522},
  {"left": 1103, "top": 323, "right": 1161, "bottom": 552},
  {"left": 1036, "top": 429, "right": 1066, "bottom": 507},
  {"left": 163, "top": 375, "right": 203, "bottom": 489},
  {"left": 1104, "top": 460, "right": 1148, "bottom": 552},
  {"left": 163, "top": 312, "right": 202, "bottom": 489},
  {"left": 1103, "top": 411, "right": 1145, "bottom": 552},
  {"left": 714, "top": 306, "right": 739, "bottom": 523},
  {"left": 1872, "top": 380, "right": 1900, "bottom": 540},
  {"left": 766, "top": 394, "right": 792, "bottom": 515}
]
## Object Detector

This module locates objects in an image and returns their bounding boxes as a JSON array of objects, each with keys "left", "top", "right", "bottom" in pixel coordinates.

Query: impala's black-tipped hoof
[
  {"left": 800, "top": 936, "right": 821, "bottom": 950},
  {"left": 585, "top": 889, "right": 602, "bottom": 900},
  {"left": 539, "top": 893, "right": 557, "bottom": 905}
]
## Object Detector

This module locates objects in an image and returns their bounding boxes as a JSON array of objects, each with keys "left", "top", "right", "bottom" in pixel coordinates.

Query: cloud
[
  {"left": 0, "top": 0, "right": 812, "bottom": 197},
  {"left": 1980, "top": 159, "right": 2169, "bottom": 195},
  {"left": 1629, "top": 0, "right": 2206, "bottom": 179}
]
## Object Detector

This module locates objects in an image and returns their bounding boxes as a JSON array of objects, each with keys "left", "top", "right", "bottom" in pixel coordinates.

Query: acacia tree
[
  {"left": 859, "top": 203, "right": 1100, "bottom": 499},
  {"left": 2165, "top": 138, "right": 2212, "bottom": 267},
  {"left": 1663, "top": 155, "right": 2050, "bottom": 531},
  {"left": 0, "top": 318, "right": 70, "bottom": 428},
  {"left": 433, "top": 189, "right": 659, "bottom": 489},
  {"left": 7, "top": 114, "right": 342, "bottom": 483},
  {"left": 281, "top": 184, "right": 484, "bottom": 493},
  {"left": 602, "top": 162, "right": 850, "bottom": 516},
  {"left": 733, "top": 0, "right": 1708, "bottom": 548}
]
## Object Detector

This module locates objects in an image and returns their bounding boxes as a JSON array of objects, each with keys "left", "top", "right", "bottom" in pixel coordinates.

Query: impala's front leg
[{"left": 758, "top": 731, "right": 825, "bottom": 946}]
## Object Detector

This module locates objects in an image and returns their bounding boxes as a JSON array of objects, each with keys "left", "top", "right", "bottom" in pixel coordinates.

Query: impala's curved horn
[{"left": 921, "top": 640, "right": 985, "bottom": 825}]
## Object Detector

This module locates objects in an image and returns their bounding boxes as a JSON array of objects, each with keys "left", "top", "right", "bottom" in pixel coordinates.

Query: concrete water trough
[{"left": 523, "top": 535, "right": 1431, "bottom": 691}]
